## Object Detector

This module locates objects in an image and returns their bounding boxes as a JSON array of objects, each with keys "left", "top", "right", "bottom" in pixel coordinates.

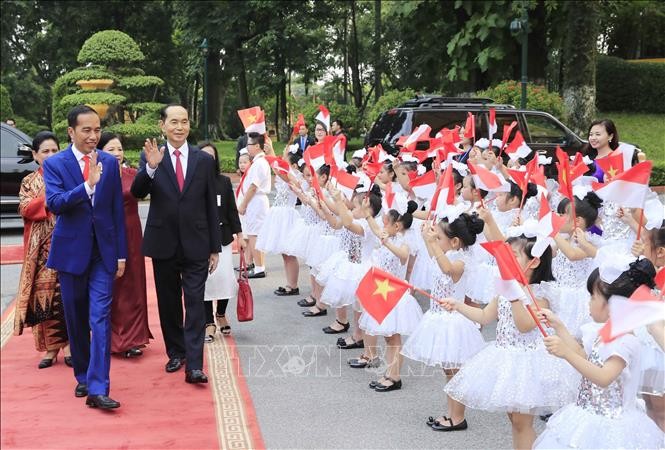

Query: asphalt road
[{"left": 1, "top": 200, "right": 538, "bottom": 449}]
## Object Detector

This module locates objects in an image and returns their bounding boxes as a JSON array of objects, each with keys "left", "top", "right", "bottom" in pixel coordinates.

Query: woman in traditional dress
[
  {"left": 99, "top": 133, "right": 152, "bottom": 357},
  {"left": 14, "top": 131, "right": 70, "bottom": 368}
]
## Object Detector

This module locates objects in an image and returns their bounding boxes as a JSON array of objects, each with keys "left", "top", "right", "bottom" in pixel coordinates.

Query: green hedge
[
  {"left": 1, "top": 84, "right": 14, "bottom": 119},
  {"left": 77, "top": 30, "right": 145, "bottom": 66},
  {"left": 652, "top": 161, "right": 665, "bottom": 187},
  {"left": 59, "top": 91, "right": 126, "bottom": 109},
  {"left": 477, "top": 80, "right": 565, "bottom": 117},
  {"left": 105, "top": 122, "right": 161, "bottom": 150},
  {"left": 596, "top": 56, "right": 665, "bottom": 113}
]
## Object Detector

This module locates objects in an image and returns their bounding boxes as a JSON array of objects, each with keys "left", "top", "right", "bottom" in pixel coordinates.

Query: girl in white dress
[
  {"left": 256, "top": 150, "right": 303, "bottom": 296},
  {"left": 236, "top": 151, "right": 253, "bottom": 268},
  {"left": 402, "top": 212, "right": 486, "bottom": 431},
  {"left": 358, "top": 201, "right": 423, "bottom": 391},
  {"left": 548, "top": 192, "right": 604, "bottom": 335},
  {"left": 442, "top": 235, "right": 578, "bottom": 448},
  {"left": 534, "top": 258, "right": 664, "bottom": 449}
]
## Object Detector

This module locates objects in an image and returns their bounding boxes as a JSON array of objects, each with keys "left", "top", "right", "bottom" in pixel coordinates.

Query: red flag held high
[
  {"left": 356, "top": 267, "right": 412, "bottom": 325},
  {"left": 594, "top": 151, "right": 626, "bottom": 180},
  {"left": 464, "top": 113, "right": 475, "bottom": 140}
]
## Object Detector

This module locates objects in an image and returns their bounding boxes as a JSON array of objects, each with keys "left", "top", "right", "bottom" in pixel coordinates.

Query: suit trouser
[
  {"left": 59, "top": 242, "right": 114, "bottom": 396},
  {"left": 152, "top": 251, "right": 208, "bottom": 371}
]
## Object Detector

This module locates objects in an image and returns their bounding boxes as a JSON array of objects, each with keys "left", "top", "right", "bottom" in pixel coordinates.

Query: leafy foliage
[
  {"left": 477, "top": 80, "right": 565, "bottom": 117},
  {"left": 116, "top": 76, "right": 164, "bottom": 90},
  {"left": 127, "top": 102, "right": 164, "bottom": 114},
  {"left": 77, "top": 30, "right": 145, "bottom": 66},
  {"left": 105, "top": 122, "right": 161, "bottom": 149},
  {"left": 596, "top": 56, "right": 665, "bottom": 114},
  {"left": 59, "top": 92, "right": 126, "bottom": 109},
  {"left": 14, "top": 116, "right": 46, "bottom": 137},
  {"left": 1, "top": 83, "right": 13, "bottom": 118},
  {"left": 365, "top": 88, "right": 416, "bottom": 126}
]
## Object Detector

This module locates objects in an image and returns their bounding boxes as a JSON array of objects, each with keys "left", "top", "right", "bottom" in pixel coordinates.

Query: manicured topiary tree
[{"left": 52, "top": 30, "right": 164, "bottom": 148}]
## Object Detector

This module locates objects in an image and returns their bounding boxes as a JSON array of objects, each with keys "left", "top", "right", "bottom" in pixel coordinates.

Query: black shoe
[
  {"left": 185, "top": 369, "right": 208, "bottom": 384},
  {"left": 431, "top": 418, "right": 468, "bottom": 432},
  {"left": 64, "top": 356, "right": 73, "bottom": 367},
  {"left": 38, "top": 356, "right": 57, "bottom": 369},
  {"left": 247, "top": 269, "right": 266, "bottom": 279},
  {"left": 302, "top": 306, "right": 327, "bottom": 317},
  {"left": 369, "top": 376, "right": 387, "bottom": 389},
  {"left": 426, "top": 416, "right": 448, "bottom": 427},
  {"left": 235, "top": 263, "right": 254, "bottom": 272},
  {"left": 86, "top": 395, "right": 120, "bottom": 409},
  {"left": 337, "top": 338, "right": 364, "bottom": 349},
  {"left": 348, "top": 356, "right": 381, "bottom": 369},
  {"left": 124, "top": 347, "right": 143, "bottom": 358},
  {"left": 75, "top": 383, "right": 88, "bottom": 398},
  {"left": 374, "top": 378, "right": 402, "bottom": 392},
  {"left": 165, "top": 357, "right": 185, "bottom": 373},
  {"left": 539, "top": 414, "right": 552, "bottom": 422},
  {"left": 297, "top": 297, "right": 316, "bottom": 307},
  {"left": 322, "top": 319, "right": 350, "bottom": 334},
  {"left": 275, "top": 286, "right": 300, "bottom": 296}
]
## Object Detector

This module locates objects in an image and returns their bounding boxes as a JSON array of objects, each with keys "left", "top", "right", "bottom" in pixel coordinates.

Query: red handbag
[{"left": 236, "top": 252, "right": 254, "bottom": 322}]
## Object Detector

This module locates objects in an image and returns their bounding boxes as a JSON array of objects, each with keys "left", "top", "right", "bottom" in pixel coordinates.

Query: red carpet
[
  {"left": 1, "top": 259, "right": 221, "bottom": 449},
  {"left": 0, "top": 245, "right": 23, "bottom": 265}
]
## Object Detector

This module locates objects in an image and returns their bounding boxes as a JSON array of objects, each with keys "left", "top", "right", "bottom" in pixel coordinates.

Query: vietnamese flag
[
  {"left": 531, "top": 165, "right": 548, "bottom": 198},
  {"left": 356, "top": 267, "right": 412, "bottom": 324},
  {"left": 499, "top": 120, "right": 518, "bottom": 154},
  {"left": 556, "top": 146, "right": 574, "bottom": 201},
  {"left": 599, "top": 285, "right": 665, "bottom": 343},
  {"left": 265, "top": 155, "right": 290, "bottom": 175},
  {"left": 467, "top": 162, "right": 510, "bottom": 192},
  {"left": 237, "top": 106, "right": 266, "bottom": 134},
  {"left": 464, "top": 113, "right": 475, "bottom": 140},
  {"left": 592, "top": 161, "right": 652, "bottom": 209},
  {"left": 488, "top": 107, "right": 497, "bottom": 140},
  {"left": 594, "top": 151, "right": 625, "bottom": 180}
]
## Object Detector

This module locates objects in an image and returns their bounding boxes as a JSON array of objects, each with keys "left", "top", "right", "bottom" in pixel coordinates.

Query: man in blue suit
[{"left": 43, "top": 105, "right": 127, "bottom": 410}]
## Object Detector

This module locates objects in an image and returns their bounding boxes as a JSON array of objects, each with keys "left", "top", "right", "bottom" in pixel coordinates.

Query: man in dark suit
[
  {"left": 131, "top": 104, "right": 220, "bottom": 384},
  {"left": 43, "top": 105, "right": 127, "bottom": 409},
  {"left": 293, "top": 124, "right": 314, "bottom": 152}
]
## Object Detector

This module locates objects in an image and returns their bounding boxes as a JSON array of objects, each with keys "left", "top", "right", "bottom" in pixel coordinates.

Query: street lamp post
[
  {"left": 510, "top": 4, "right": 529, "bottom": 109},
  {"left": 200, "top": 38, "right": 209, "bottom": 140}
]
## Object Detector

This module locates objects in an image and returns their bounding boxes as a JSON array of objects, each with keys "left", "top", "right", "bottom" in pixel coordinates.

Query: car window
[
  {"left": 412, "top": 111, "right": 468, "bottom": 136},
  {"left": 1, "top": 129, "right": 22, "bottom": 158},
  {"left": 494, "top": 113, "right": 520, "bottom": 142},
  {"left": 368, "top": 110, "right": 412, "bottom": 146},
  {"left": 524, "top": 113, "right": 567, "bottom": 144}
]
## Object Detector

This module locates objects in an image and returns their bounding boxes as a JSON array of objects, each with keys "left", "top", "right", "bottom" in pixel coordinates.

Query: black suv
[
  {"left": 1, "top": 123, "right": 37, "bottom": 228},
  {"left": 364, "top": 97, "right": 585, "bottom": 157}
]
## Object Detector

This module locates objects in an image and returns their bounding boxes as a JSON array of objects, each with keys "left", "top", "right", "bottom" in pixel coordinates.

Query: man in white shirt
[{"left": 237, "top": 134, "right": 271, "bottom": 278}]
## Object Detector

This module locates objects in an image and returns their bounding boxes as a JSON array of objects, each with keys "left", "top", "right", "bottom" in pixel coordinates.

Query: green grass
[{"left": 601, "top": 112, "right": 665, "bottom": 163}]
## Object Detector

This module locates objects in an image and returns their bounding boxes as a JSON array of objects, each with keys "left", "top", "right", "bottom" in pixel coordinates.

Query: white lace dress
[
  {"left": 444, "top": 287, "right": 579, "bottom": 415},
  {"left": 358, "top": 234, "right": 423, "bottom": 336},
  {"left": 535, "top": 323, "right": 664, "bottom": 449},
  {"left": 318, "top": 220, "right": 379, "bottom": 308},
  {"left": 256, "top": 174, "right": 300, "bottom": 255},
  {"left": 401, "top": 250, "right": 486, "bottom": 368},
  {"left": 636, "top": 324, "right": 665, "bottom": 396}
]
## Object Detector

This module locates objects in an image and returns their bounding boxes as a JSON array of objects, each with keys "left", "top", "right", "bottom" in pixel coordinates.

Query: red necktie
[
  {"left": 82, "top": 155, "right": 90, "bottom": 181},
  {"left": 173, "top": 149, "right": 184, "bottom": 191}
]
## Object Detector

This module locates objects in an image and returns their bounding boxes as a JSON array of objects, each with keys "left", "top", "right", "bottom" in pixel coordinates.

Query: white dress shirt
[
  {"left": 71, "top": 145, "right": 95, "bottom": 198},
  {"left": 146, "top": 141, "right": 189, "bottom": 178}
]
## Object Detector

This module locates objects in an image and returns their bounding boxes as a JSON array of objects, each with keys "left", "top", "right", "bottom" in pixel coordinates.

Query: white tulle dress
[
  {"left": 317, "top": 219, "right": 379, "bottom": 309},
  {"left": 358, "top": 233, "right": 423, "bottom": 337},
  {"left": 256, "top": 174, "right": 300, "bottom": 255},
  {"left": 282, "top": 190, "right": 323, "bottom": 260},
  {"left": 401, "top": 249, "right": 486, "bottom": 368},
  {"left": 636, "top": 324, "right": 665, "bottom": 397},
  {"left": 534, "top": 323, "right": 664, "bottom": 449},
  {"left": 444, "top": 286, "right": 579, "bottom": 415}
]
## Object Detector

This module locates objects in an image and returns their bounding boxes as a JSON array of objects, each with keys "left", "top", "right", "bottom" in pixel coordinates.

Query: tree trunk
[
  {"left": 343, "top": 7, "right": 349, "bottom": 105},
  {"left": 279, "top": 73, "right": 288, "bottom": 142},
  {"left": 373, "top": 0, "right": 383, "bottom": 101},
  {"left": 350, "top": 0, "right": 362, "bottom": 108},
  {"left": 207, "top": 51, "right": 231, "bottom": 140},
  {"left": 234, "top": 42, "right": 250, "bottom": 108},
  {"left": 561, "top": 1, "right": 600, "bottom": 135}
]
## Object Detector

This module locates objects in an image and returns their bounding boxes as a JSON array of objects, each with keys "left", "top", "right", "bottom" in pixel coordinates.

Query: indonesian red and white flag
[
  {"left": 538, "top": 193, "right": 565, "bottom": 238},
  {"left": 315, "top": 105, "right": 330, "bottom": 131},
  {"left": 594, "top": 151, "right": 625, "bottom": 180},
  {"left": 531, "top": 165, "right": 548, "bottom": 198},
  {"left": 408, "top": 169, "right": 437, "bottom": 201},
  {"left": 237, "top": 106, "right": 266, "bottom": 134},
  {"left": 488, "top": 107, "right": 497, "bottom": 140},
  {"left": 403, "top": 124, "right": 431, "bottom": 151},
  {"left": 431, "top": 163, "right": 456, "bottom": 216},
  {"left": 292, "top": 113, "right": 305, "bottom": 137},
  {"left": 265, "top": 155, "right": 290, "bottom": 175},
  {"left": 331, "top": 167, "right": 360, "bottom": 201},
  {"left": 504, "top": 131, "right": 532, "bottom": 161},
  {"left": 467, "top": 162, "right": 510, "bottom": 192},
  {"left": 599, "top": 285, "right": 665, "bottom": 343},
  {"left": 480, "top": 240, "right": 529, "bottom": 301},
  {"left": 616, "top": 143, "right": 637, "bottom": 171},
  {"left": 303, "top": 142, "right": 326, "bottom": 171},
  {"left": 592, "top": 161, "right": 652, "bottom": 209},
  {"left": 500, "top": 120, "right": 518, "bottom": 152},
  {"left": 464, "top": 113, "right": 475, "bottom": 140}
]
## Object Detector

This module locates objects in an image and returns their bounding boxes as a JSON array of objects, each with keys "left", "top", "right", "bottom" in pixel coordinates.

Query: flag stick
[
  {"left": 412, "top": 287, "right": 445, "bottom": 305},
  {"left": 636, "top": 207, "right": 645, "bottom": 241},
  {"left": 475, "top": 189, "right": 485, "bottom": 209},
  {"left": 526, "top": 304, "right": 548, "bottom": 337}
]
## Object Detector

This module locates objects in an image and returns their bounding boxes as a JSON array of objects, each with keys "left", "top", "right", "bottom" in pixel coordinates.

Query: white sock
[{"left": 253, "top": 266, "right": 265, "bottom": 273}]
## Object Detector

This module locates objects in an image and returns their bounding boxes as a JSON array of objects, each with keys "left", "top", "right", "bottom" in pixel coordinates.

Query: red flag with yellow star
[
  {"left": 594, "top": 151, "right": 625, "bottom": 180},
  {"left": 356, "top": 267, "right": 412, "bottom": 324}
]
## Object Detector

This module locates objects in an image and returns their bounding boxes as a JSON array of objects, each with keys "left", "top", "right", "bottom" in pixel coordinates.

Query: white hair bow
[
  {"left": 288, "top": 144, "right": 300, "bottom": 154},
  {"left": 451, "top": 160, "right": 469, "bottom": 176},
  {"left": 297, "top": 158, "right": 305, "bottom": 167},
  {"left": 356, "top": 173, "right": 371, "bottom": 193},
  {"left": 475, "top": 138, "right": 490, "bottom": 149},
  {"left": 599, "top": 254, "right": 638, "bottom": 284},
  {"left": 506, "top": 218, "right": 553, "bottom": 257},
  {"left": 436, "top": 202, "right": 468, "bottom": 223},
  {"left": 538, "top": 155, "right": 552, "bottom": 165},
  {"left": 239, "top": 147, "right": 249, "bottom": 156}
]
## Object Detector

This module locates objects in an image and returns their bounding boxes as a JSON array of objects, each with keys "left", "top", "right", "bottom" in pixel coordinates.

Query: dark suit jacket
[
  {"left": 293, "top": 135, "right": 314, "bottom": 153},
  {"left": 215, "top": 174, "right": 242, "bottom": 248},
  {"left": 131, "top": 143, "right": 221, "bottom": 261},
  {"left": 43, "top": 146, "right": 127, "bottom": 275},
  {"left": 235, "top": 134, "right": 248, "bottom": 169}
]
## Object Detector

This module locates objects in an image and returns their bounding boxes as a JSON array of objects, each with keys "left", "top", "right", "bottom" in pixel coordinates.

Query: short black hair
[
  {"left": 506, "top": 235, "right": 555, "bottom": 283},
  {"left": 160, "top": 103, "right": 187, "bottom": 121},
  {"left": 247, "top": 133, "right": 265, "bottom": 149},
  {"left": 67, "top": 105, "right": 98, "bottom": 128},
  {"left": 333, "top": 119, "right": 344, "bottom": 128},
  {"left": 98, "top": 132, "right": 121, "bottom": 151},
  {"left": 587, "top": 258, "right": 656, "bottom": 299},
  {"left": 198, "top": 141, "right": 220, "bottom": 175},
  {"left": 32, "top": 131, "right": 59, "bottom": 152}
]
